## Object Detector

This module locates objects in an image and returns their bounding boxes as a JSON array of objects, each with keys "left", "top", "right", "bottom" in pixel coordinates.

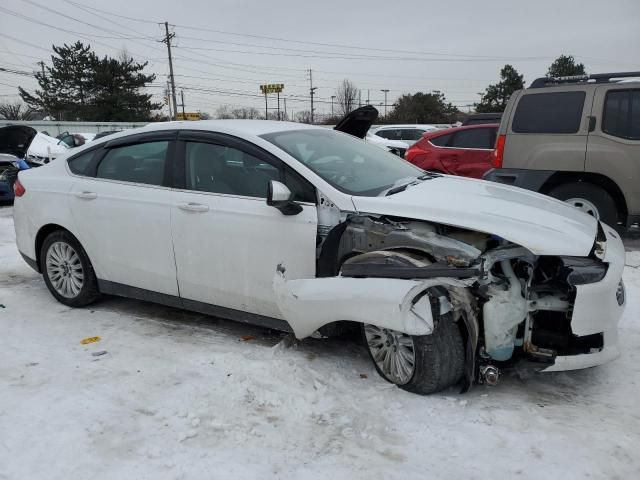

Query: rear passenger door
[
  {"left": 586, "top": 87, "right": 640, "bottom": 215},
  {"left": 504, "top": 88, "right": 592, "bottom": 171},
  {"left": 170, "top": 131, "right": 317, "bottom": 319},
  {"left": 441, "top": 127, "right": 496, "bottom": 178},
  {"left": 68, "top": 132, "right": 179, "bottom": 296}
]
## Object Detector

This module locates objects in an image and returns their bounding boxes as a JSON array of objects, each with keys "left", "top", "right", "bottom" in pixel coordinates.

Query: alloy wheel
[
  {"left": 364, "top": 324, "right": 416, "bottom": 385},
  {"left": 46, "top": 241, "right": 84, "bottom": 298}
]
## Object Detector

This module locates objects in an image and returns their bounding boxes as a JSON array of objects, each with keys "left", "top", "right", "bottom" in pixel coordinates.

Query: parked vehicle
[
  {"left": 0, "top": 126, "right": 36, "bottom": 202},
  {"left": 484, "top": 71, "right": 640, "bottom": 228},
  {"left": 13, "top": 109, "right": 625, "bottom": 394},
  {"left": 93, "top": 130, "right": 122, "bottom": 140},
  {"left": 405, "top": 124, "right": 498, "bottom": 178},
  {"left": 462, "top": 113, "right": 502, "bottom": 126},
  {"left": 371, "top": 124, "right": 439, "bottom": 145}
]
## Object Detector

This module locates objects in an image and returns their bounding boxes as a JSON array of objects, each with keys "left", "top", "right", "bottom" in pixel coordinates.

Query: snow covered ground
[{"left": 1, "top": 205, "right": 639, "bottom": 480}]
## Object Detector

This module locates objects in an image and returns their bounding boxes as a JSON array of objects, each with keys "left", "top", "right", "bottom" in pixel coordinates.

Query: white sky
[{"left": 0, "top": 0, "right": 639, "bottom": 118}]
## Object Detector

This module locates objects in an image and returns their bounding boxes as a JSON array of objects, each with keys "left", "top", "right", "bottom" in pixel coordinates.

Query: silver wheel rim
[
  {"left": 565, "top": 197, "right": 600, "bottom": 220},
  {"left": 364, "top": 324, "right": 415, "bottom": 385},
  {"left": 46, "top": 241, "right": 84, "bottom": 298}
]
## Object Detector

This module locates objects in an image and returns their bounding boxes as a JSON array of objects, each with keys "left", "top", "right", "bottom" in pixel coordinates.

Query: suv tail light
[
  {"left": 13, "top": 178, "right": 26, "bottom": 197},
  {"left": 492, "top": 134, "right": 506, "bottom": 168}
]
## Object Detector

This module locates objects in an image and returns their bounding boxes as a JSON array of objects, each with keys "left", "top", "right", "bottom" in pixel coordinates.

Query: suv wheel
[
  {"left": 548, "top": 182, "right": 618, "bottom": 226},
  {"left": 363, "top": 312, "right": 464, "bottom": 395},
  {"left": 41, "top": 230, "right": 100, "bottom": 307}
]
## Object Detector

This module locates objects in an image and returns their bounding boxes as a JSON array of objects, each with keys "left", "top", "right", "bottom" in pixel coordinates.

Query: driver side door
[{"left": 170, "top": 131, "right": 318, "bottom": 319}]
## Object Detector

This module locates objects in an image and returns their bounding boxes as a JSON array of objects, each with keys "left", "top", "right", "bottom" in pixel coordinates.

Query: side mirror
[{"left": 267, "top": 180, "right": 303, "bottom": 216}]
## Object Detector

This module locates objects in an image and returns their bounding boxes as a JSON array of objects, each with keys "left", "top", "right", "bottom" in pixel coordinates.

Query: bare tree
[
  {"left": 295, "top": 110, "right": 312, "bottom": 123},
  {"left": 231, "top": 107, "right": 261, "bottom": 119},
  {"left": 0, "top": 102, "right": 35, "bottom": 120},
  {"left": 215, "top": 105, "right": 233, "bottom": 119},
  {"left": 335, "top": 79, "right": 358, "bottom": 116}
]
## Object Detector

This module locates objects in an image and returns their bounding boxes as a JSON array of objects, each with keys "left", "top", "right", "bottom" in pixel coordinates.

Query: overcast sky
[{"left": 1, "top": 0, "right": 639, "bottom": 118}]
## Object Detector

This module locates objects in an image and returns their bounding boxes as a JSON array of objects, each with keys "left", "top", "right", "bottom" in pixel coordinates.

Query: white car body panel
[
  {"left": 352, "top": 175, "right": 598, "bottom": 256},
  {"left": 171, "top": 190, "right": 317, "bottom": 319},
  {"left": 68, "top": 177, "right": 178, "bottom": 296}
]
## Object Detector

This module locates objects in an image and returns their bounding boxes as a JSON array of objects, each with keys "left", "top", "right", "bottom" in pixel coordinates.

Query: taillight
[
  {"left": 13, "top": 178, "right": 26, "bottom": 197},
  {"left": 492, "top": 134, "right": 506, "bottom": 168}
]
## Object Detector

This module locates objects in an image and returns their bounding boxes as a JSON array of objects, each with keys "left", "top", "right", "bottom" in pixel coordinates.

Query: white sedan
[{"left": 12, "top": 119, "right": 625, "bottom": 394}]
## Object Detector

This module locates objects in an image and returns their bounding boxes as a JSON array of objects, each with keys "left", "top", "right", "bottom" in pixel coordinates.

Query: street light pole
[
  {"left": 381, "top": 89, "right": 389, "bottom": 118},
  {"left": 331, "top": 95, "right": 336, "bottom": 117}
]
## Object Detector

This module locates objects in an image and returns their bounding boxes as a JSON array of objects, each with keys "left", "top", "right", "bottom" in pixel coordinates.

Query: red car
[{"left": 405, "top": 124, "right": 499, "bottom": 178}]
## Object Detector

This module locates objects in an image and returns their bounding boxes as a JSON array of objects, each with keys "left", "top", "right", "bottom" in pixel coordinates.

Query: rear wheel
[
  {"left": 41, "top": 230, "right": 100, "bottom": 307},
  {"left": 548, "top": 182, "right": 618, "bottom": 226},
  {"left": 363, "top": 313, "right": 464, "bottom": 394}
]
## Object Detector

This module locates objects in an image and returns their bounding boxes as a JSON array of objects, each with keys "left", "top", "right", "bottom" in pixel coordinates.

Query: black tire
[
  {"left": 40, "top": 230, "right": 100, "bottom": 307},
  {"left": 363, "top": 313, "right": 465, "bottom": 395},
  {"left": 548, "top": 182, "right": 618, "bottom": 226}
]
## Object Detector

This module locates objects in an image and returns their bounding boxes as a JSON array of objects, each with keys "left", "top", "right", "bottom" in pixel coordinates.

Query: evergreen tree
[
  {"left": 20, "top": 41, "right": 94, "bottom": 120},
  {"left": 19, "top": 42, "right": 159, "bottom": 121},
  {"left": 475, "top": 65, "right": 524, "bottom": 113},
  {"left": 547, "top": 55, "right": 586, "bottom": 77},
  {"left": 386, "top": 91, "right": 458, "bottom": 124}
]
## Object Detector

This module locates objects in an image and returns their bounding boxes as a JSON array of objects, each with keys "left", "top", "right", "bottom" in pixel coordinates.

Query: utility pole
[
  {"left": 367, "top": 89, "right": 370, "bottom": 106},
  {"left": 284, "top": 98, "right": 287, "bottom": 120},
  {"left": 166, "top": 81, "right": 173, "bottom": 119},
  {"left": 162, "top": 22, "right": 178, "bottom": 120},
  {"left": 277, "top": 91, "right": 280, "bottom": 120},
  {"left": 264, "top": 92, "right": 268, "bottom": 119},
  {"left": 180, "top": 89, "right": 186, "bottom": 117},
  {"left": 358, "top": 90, "right": 362, "bottom": 108},
  {"left": 309, "top": 69, "right": 317, "bottom": 124},
  {"left": 331, "top": 95, "right": 336, "bottom": 117},
  {"left": 381, "top": 89, "right": 389, "bottom": 118}
]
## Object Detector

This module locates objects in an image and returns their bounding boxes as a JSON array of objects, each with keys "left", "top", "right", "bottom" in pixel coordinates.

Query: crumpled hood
[{"left": 351, "top": 175, "right": 598, "bottom": 256}]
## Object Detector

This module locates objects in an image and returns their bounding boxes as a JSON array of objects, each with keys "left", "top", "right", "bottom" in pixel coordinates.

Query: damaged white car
[{"left": 13, "top": 107, "right": 626, "bottom": 394}]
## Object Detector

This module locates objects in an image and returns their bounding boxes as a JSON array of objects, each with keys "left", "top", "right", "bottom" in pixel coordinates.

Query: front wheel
[
  {"left": 41, "top": 230, "right": 100, "bottom": 307},
  {"left": 363, "top": 313, "right": 464, "bottom": 394},
  {"left": 548, "top": 182, "right": 618, "bottom": 226}
]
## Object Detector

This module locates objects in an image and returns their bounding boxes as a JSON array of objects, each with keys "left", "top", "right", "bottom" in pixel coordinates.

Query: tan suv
[{"left": 484, "top": 72, "right": 640, "bottom": 229}]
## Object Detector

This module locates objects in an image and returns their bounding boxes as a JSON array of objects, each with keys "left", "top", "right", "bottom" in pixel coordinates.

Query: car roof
[
  {"left": 422, "top": 123, "right": 499, "bottom": 138},
  {"left": 374, "top": 124, "right": 438, "bottom": 130}
]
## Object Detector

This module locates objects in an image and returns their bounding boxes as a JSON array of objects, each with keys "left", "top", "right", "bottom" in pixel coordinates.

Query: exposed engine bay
[{"left": 311, "top": 213, "right": 611, "bottom": 391}]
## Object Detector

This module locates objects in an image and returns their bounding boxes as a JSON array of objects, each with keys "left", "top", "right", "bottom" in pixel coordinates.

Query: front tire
[
  {"left": 363, "top": 313, "right": 464, "bottom": 394},
  {"left": 548, "top": 182, "right": 618, "bottom": 226},
  {"left": 41, "top": 230, "right": 100, "bottom": 307}
]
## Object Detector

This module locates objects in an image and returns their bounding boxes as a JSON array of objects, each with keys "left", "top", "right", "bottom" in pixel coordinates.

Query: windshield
[{"left": 261, "top": 129, "right": 423, "bottom": 196}]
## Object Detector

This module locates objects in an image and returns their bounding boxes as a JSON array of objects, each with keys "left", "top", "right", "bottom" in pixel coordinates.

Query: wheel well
[
  {"left": 34, "top": 224, "right": 72, "bottom": 272},
  {"left": 540, "top": 172, "right": 628, "bottom": 220}
]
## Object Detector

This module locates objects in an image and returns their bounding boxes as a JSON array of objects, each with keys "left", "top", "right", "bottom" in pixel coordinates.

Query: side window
[
  {"left": 68, "top": 150, "right": 97, "bottom": 176},
  {"left": 603, "top": 89, "right": 640, "bottom": 140},
  {"left": 401, "top": 129, "right": 424, "bottom": 141},
  {"left": 96, "top": 141, "right": 168, "bottom": 186},
  {"left": 512, "top": 91, "right": 586, "bottom": 134},
  {"left": 284, "top": 166, "right": 316, "bottom": 203},
  {"left": 185, "top": 142, "right": 279, "bottom": 198},
  {"left": 450, "top": 128, "right": 494, "bottom": 149},
  {"left": 429, "top": 133, "right": 452, "bottom": 147},
  {"left": 375, "top": 130, "right": 392, "bottom": 139}
]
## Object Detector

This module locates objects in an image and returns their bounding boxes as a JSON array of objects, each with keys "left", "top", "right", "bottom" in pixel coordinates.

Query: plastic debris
[
  {"left": 80, "top": 336, "right": 101, "bottom": 345},
  {"left": 241, "top": 335, "right": 255, "bottom": 342},
  {"left": 359, "top": 374, "right": 368, "bottom": 379},
  {"left": 91, "top": 350, "right": 108, "bottom": 357}
]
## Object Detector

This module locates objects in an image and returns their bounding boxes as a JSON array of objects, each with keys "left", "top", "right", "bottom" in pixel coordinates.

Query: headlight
[
  {"left": 590, "top": 222, "right": 607, "bottom": 260},
  {"left": 560, "top": 257, "right": 608, "bottom": 285}
]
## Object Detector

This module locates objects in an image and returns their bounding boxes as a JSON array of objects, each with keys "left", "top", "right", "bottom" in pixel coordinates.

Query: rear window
[
  {"left": 450, "top": 128, "right": 495, "bottom": 149},
  {"left": 429, "top": 133, "right": 452, "bottom": 147},
  {"left": 512, "top": 91, "right": 586, "bottom": 134},
  {"left": 602, "top": 89, "right": 640, "bottom": 140}
]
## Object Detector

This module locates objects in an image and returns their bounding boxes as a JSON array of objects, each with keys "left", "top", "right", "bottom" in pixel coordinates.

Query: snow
[{"left": 1, "top": 205, "right": 639, "bottom": 479}]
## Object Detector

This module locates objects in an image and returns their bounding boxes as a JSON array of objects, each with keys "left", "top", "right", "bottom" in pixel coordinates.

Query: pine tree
[
  {"left": 475, "top": 65, "right": 525, "bottom": 113},
  {"left": 386, "top": 91, "right": 458, "bottom": 124},
  {"left": 547, "top": 55, "right": 586, "bottom": 78}
]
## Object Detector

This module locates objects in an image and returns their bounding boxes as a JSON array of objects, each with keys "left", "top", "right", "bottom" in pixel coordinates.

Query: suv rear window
[
  {"left": 603, "top": 89, "right": 640, "bottom": 140},
  {"left": 512, "top": 91, "right": 586, "bottom": 134}
]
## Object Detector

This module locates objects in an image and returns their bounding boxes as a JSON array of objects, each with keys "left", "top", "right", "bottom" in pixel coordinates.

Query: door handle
[
  {"left": 177, "top": 202, "right": 209, "bottom": 212},
  {"left": 75, "top": 191, "right": 97, "bottom": 200}
]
